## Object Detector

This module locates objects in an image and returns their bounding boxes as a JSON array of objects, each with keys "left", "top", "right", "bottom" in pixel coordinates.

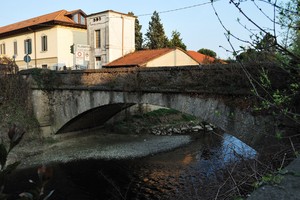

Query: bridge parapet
[{"left": 20, "top": 63, "right": 287, "bottom": 96}]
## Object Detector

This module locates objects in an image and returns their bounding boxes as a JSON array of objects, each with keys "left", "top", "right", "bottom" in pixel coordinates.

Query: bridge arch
[
  {"left": 57, "top": 103, "right": 135, "bottom": 134},
  {"left": 32, "top": 89, "right": 273, "bottom": 149}
]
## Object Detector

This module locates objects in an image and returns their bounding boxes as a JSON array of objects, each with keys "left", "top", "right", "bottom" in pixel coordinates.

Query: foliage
[
  {"left": 107, "top": 107, "right": 198, "bottom": 134},
  {"left": 30, "top": 68, "right": 59, "bottom": 91},
  {"left": 168, "top": 30, "right": 187, "bottom": 50},
  {"left": 236, "top": 33, "right": 277, "bottom": 62},
  {"left": 211, "top": 0, "right": 300, "bottom": 134},
  {"left": 0, "top": 124, "right": 54, "bottom": 200},
  {"left": 253, "top": 173, "right": 283, "bottom": 189},
  {"left": 128, "top": 12, "right": 143, "bottom": 50},
  {"left": 0, "top": 56, "right": 21, "bottom": 105},
  {"left": 135, "top": 18, "right": 144, "bottom": 50},
  {"left": 144, "top": 108, "right": 180, "bottom": 117},
  {"left": 197, "top": 48, "right": 217, "bottom": 58},
  {"left": 210, "top": 0, "right": 300, "bottom": 197},
  {"left": 0, "top": 58, "right": 39, "bottom": 135},
  {"left": 278, "top": 0, "right": 300, "bottom": 63},
  {"left": 145, "top": 11, "right": 169, "bottom": 49},
  {"left": 0, "top": 56, "right": 18, "bottom": 74}
]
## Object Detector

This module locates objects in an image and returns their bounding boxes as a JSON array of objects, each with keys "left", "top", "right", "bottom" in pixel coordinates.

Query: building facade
[
  {"left": 105, "top": 48, "right": 199, "bottom": 68},
  {"left": 86, "top": 10, "right": 135, "bottom": 68},
  {"left": 0, "top": 10, "right": 87, "bottom": 70}
]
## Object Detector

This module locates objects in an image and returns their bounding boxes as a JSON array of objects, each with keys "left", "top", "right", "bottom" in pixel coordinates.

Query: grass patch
[
  {"left": 143, "top": 108, "right": 180, "bottom": 117},
  {"left": 181, "top": 113, "right": 197, "bottom": 121},
  {"left": 107, "top": 108, "right": 200, "bottom": 134}
]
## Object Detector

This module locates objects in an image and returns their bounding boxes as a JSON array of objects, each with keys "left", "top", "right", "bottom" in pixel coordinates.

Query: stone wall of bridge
[
  {"left": 21, "top": 63, "right": 287, "bottom": 150},
  {"left": 31, "top": 89, "right": 274, "bottom": 150}
]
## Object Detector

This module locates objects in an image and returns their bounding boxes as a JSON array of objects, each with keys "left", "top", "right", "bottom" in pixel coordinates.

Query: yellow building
[{"left": 0, "top": 9, "right": 87, "bottom": 70}]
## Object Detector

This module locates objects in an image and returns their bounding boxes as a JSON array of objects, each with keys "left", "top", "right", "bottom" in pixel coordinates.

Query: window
[
  {"left": 72, "top": 13, "right": 86, "bottom": 25},
  {"left": 14, "top": 41, "right": 18, "bottom": 55},
  {"left": 95, "top": 30, "right": 101, "bottom": 48},
  {"left": 41, "top": 35, "right": 48, "bottom": 52},
  {"left": 0, "top": 43, "right": 5, "bottom": 55},
  {"left": 80, "top": 15, "right": 86, "bottom": 25},
  {"left": 73, "top": 14, "right": 79, "bottom": 23},
  {"left": 24, "top": 39, "right": 32, "bottom": 54},
  {"left": 93, "top": 16, "right": 101, "bottom": 22}
]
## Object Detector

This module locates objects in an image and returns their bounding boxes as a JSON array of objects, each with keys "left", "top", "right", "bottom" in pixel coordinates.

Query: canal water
[{"left": 5, "top": 132, "right": 256, "bottom": 200}]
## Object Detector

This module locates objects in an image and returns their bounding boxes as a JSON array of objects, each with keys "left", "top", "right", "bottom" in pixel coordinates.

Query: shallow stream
[{"left": 5, "top": 132, "right": 256, "bottom": 200}]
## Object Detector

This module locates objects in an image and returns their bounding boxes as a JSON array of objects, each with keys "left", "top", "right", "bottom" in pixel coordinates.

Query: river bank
[
  {"left": 9, "top": 128, "right": 193, "bottom": 169},
  {"left": 8, "top": 107, "right": 205, "bottom": 169}
]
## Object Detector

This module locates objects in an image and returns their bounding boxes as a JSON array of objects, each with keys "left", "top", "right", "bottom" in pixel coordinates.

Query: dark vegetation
[
  {"left": 0, "top": 57, "right": 39, "bottom": 139},
  {"left": 0, "top": 124, "right": 54, "bottom": 200},
  {"left": 0, "top": 58, "right": 53, "bottom": 199},
  {"left": 206, "top": 0, "right": 300, "bottom": 199}
]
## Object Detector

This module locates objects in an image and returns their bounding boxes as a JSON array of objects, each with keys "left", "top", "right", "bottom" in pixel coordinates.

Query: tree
[
  {"left": 169, "top": 30, "right": 187, "bottom": 50},
  {"left": 135, "top": 17, "right": 144, "bottom": 50},
  {"left": 210, "top": 1, "right": 300, "bottom": 198},
  {"left": 145, "top": 11, "right": 169, "bottom": 49},
  {"left": 278, "top": 0, "right": 300, "bottom": 65},
  {"left": 211, "top": 0, "right": 300, "bottom": 152},
  {"left": 236, "top": 33, "right": 277, "bottom": 62},
  {"left": 128, "top": 12, "right": 143, "bottom": 50},
  {"left": 197, "top": 48, "right": 217, "bottom": 58}
]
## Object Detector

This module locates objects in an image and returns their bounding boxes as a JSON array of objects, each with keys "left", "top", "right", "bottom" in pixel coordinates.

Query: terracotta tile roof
[
  {"left": 186, "top": 50, "right": 215, "bottom": 64},
  {"left": 0, "top": 9, "right": 86, "bottom": 36},
  {"left": 105, "top": 48, "right": 174, "bottom": 67}
]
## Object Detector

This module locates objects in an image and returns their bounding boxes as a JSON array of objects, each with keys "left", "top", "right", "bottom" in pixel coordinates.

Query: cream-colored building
[
  {"left": 0, "top": 10, "right": 87, "bottom": 70},
  {"left": 105, "top": 48, "right": 199, "bottom": 68},
  {"left": 87, "top": 10, "right": 135, "bottom": 68}
]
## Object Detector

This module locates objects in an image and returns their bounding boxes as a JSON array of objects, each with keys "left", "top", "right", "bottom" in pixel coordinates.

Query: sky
[{"left": 0, "top": 0, "right": 288, "bottom": 59}]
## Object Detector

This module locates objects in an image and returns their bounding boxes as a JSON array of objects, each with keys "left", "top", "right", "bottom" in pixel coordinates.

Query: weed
[
  {"left": 0, "top": 124, "right": 54, "bottom": 200},
  {"left": 253, "top": 173, "right": 283, "bottom": 189}
]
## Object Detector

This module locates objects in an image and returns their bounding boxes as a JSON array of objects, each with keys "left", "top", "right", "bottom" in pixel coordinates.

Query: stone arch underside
[
  {"left": 56, "top": 103, "right": 135, "bottom": 134},
  {"left": 35, "top": 90, "right": 273, "bottom": 149}
]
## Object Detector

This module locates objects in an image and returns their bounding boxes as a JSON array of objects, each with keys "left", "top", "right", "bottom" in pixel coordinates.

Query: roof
[
  {"left": 186, "top": 51, "right": 215, "bottom": 64},
  {"left": 0, "top": 9, "right": 86, "bottom": 37},
  {"left": 105, "top": 48, "right": 175, "bottom": 67}
]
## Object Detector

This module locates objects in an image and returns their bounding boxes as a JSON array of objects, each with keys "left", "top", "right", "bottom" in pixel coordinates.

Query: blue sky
[{"left": 0, "top": 0, "right": 288, "bottom": 59}]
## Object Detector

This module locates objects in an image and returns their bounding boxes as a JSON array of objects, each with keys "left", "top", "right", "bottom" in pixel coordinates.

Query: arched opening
[{"left": 56, "top": 103, "right": 135, "bottom": 134}]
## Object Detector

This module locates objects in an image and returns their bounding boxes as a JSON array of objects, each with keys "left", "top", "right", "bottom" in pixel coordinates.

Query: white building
[
  {"left": 0, "top": 9, "right": 87, "bottom": 70},
  {"left": 86, "top": 10, "right": 136, "bottom": 68}
]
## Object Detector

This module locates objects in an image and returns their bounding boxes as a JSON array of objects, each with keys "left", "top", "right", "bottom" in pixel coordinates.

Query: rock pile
[{"left": 150, "top": 123, "right": 215, "bottom": 136}]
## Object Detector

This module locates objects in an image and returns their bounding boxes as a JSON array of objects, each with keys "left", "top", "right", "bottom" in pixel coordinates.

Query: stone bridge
[{"left": 22, "top": 64, "right": 284, "bottom": 149}]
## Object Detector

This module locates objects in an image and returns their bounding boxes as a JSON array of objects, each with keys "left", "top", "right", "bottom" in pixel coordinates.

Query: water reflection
[{"left": 5, "top": 132, "right": 256, "bottom": 200}]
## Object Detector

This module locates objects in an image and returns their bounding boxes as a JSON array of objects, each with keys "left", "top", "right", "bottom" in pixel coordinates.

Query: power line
[{"left": 137, "top": 0, "right": 220, "bottom": 17}]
